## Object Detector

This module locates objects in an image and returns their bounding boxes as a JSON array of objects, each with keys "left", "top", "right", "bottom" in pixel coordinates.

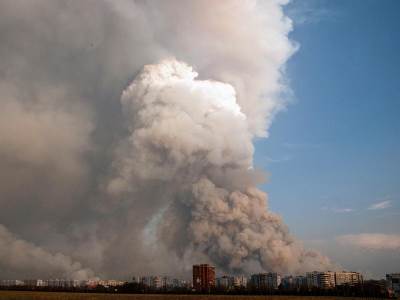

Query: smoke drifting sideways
[
  {"left": 0, "top": 0, "right": 336, "bottom": 279},
  {"left": 0, "top": 225, "right": 94, "bottom": 280}
]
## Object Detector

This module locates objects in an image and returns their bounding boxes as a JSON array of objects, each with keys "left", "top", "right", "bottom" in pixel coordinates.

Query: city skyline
[{"left": 2, "top": 265, "right": 399, "bottom": 297}]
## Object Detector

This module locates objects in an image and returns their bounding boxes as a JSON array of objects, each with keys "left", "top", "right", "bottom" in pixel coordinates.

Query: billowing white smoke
[
  {"left": 109, "top": 59, "right": 333, "bottom": 274},
  {"left": 0, "top": 225, "right": 94, "bottom": 280},
  {"left": 108, "top": 60, "right": 252, "bottom": 194}
]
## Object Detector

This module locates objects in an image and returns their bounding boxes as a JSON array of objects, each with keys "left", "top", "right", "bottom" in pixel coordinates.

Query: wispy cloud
[
  {"left": 368, "top": 200, "right": 391, "bottom": 210},
  {"left": 333, "top": 208, "right": 354, "bottom": 213},
  {"left": 336, "top": 233, "right": 400, "bottom": 250},
  {"left": 322, "top": 206, "right": 354, "bottom": 213}
]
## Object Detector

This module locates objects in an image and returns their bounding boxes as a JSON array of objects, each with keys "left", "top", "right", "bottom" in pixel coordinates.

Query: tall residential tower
[{"left": 193, "top": 264, "right": 215, "bottom": 291}]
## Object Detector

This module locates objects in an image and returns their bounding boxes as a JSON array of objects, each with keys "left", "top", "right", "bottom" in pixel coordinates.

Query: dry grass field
[{"left": 0, "top": 291, "right": 387, "bottom": 300}]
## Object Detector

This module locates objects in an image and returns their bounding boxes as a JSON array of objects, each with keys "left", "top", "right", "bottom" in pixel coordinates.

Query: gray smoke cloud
[
  {"left": 0, "top": 225, "right": 94, "bottom": 280},
  {"left": 0, "top": 0, "right": 335, "bottom": 279}
]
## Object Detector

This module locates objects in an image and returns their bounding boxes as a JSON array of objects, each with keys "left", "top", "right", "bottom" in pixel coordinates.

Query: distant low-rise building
[
  {"left": 85, "top": 279, "right": 99, "bottom": 288},
  {"left": 281, "top": 276, "right": 295, "bottom": 290},
  {"left": 216, "top": 275, "right": 247, "bottom": 290},
  {"left": 171, "top": 278, "right": 188, "bottom": 289},
  {"left": 97, "top": 279, "right": 125, "bottom": 287},
  {"left": 294, "top": 275, "right": 307, "bottom": 289},
  {"left": 363, "top": 279, "right": 389, "bottom": 298},
  {"left": 23, "top": 279, "right": 39, "bottom": 287},
  {"left": 152, "top": 276, "right": 163, "bottom": 290},
  {"left": 216, "top": 276, "right": 234, "bottom": 290},
  {"left": 386, "top": 273, "right": 400, "bottom": 297},
  {"left": 306, "top": 271, "right": 319, "bottom": 288},
  {"left": 135, "top": 276, "right": 161, "bottom": 289},
  {"left": 250, "top": 273, "right": 281, "bottom": 290},
  {"left": 132, "top": 275, "right": 188, "bottom": 290},
  {"left": 306, "top": 271, "right": 335, "bottom": 289},
  {"left": 0, "top": 280, "right": 24, "bottom": 287},
  {"left": 233, "top": 276, "right": 247, "bottom": 288},
  {"left": 335, "top": 271, "right": 363, "bottom": 286},
  {"left": 45, "top": 279, "right": 82, "bottom": 288},
  {"left": 319, "top": 272, "right": 335, "bottom": 289}
]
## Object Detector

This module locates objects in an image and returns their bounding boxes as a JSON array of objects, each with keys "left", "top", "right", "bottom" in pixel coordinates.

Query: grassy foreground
[{"left": 0, "top": 291, "right": 385, "bottom": 300}]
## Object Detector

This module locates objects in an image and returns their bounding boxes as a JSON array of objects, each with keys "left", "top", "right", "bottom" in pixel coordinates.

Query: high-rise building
[
  {"left": 335, "top": 271, "right": 363, "bottom": 286},
  {"left": 193, "top": 264, "right": 215, "bottom": 291},
  {"left": 386, "top": 273, "right": 400, "bottom": 297},
  {"left": 306, "top": 271, "right": 319, "bottom": 288},
  {"left": 250, "top": 273, "right": 281, "bottom": 290},
  {"left": 306, "top": 271, "right": 335, "bottom": 289},
  {"left": 215, "top": 275, "right": 247, "bottom": 290},
  {"left": 319, "top": 272, "right": 335, "bottom": 289}
]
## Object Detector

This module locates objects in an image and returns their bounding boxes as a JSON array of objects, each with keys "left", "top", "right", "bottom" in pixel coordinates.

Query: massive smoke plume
[
  {"left": 0, "top": 0, "right": 334, "bottom": 279},
  {"left": 108, "top": 59, "right": 333, "bottom": 275}
]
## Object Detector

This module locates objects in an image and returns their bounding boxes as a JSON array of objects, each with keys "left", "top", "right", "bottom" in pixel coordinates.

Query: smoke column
[
  {"left": 108, "top": 59, "right": 333, "bottom": 275},
  {"left": 0, "top": 0, "right": 335, "bottom": 278}
]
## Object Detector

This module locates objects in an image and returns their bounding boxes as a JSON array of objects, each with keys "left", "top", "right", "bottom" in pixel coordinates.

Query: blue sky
[{"left": 254, "top": 0, "right": 400, "bottom": 278}]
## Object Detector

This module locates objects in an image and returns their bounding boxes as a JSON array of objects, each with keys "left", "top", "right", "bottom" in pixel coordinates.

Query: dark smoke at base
[{"left": 0, "top": 0, "right": 335, "bottom": 279}]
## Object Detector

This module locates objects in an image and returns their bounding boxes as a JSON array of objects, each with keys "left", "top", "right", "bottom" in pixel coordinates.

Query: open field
[{"left": 0, "top": 291, "right": 388, "bottom": 300}]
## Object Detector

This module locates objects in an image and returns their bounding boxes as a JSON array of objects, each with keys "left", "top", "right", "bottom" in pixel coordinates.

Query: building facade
[
  {"left": 193, "top": 264, "right": 215, "bottom": 291},
  {"left": 233, "top": 275, "right": 247, "bottom": 288},
  {"left": 281, "top": 276, "right": 295, "bottom": 290},
  {"left": 319, "top": 272, "right": 335, "bottom": 289},
  {"left": 306, "top": 271, "right": 335, "bottom": 289},
  {"left": 0, "top": 280, "right": 24, "bottom": 287},
  {"left": 306, "top": 271, "right": 319, "bottom": 288},
  {"left": 250, "top": 273, "right": 281, "bottom": 290},
  {"left": 335, "top": 271, "right": 363, "bottom": 286},
  {"left": 216, "top": 276, "right": 234, "bottom": 290},
  {"left": 294, "top": 275, "right": 308, "bottom": 289}
]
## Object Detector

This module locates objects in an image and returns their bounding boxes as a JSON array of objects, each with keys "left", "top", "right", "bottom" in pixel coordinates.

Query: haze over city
[{"left": 0, "top": 0, "right": 399, "bottom": 287}]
